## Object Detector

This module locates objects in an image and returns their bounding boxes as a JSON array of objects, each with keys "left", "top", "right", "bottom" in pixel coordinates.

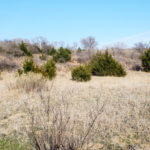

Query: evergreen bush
[
  {"left": 20, "top": 58, "right": 56, "bottom": 80},
  {"left": 48, "top": 47, "right": 57, "bottom": 56},
  {"left": 41, "top": 59, "right": 56, "bottom": 80},
  {"left": 53, "top": 47, "right": 71, "bottom": 63},
  {"left": 90, "top": 51, "right": 126, "bottom": 77},
  {"left": 72, "top": 65, "right": 91, "bottom": 81},
  {"left": 19, "top": 41, "right": 32, "bottom": 56},
  {"left": 23, "top": 58, "right": 35, "bottom": 73},
  {"left": 141, "top": 49, "right": 150, "bottom": 72}
]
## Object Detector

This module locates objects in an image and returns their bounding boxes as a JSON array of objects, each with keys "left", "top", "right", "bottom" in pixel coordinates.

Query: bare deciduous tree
[
  {"left": 32, "top": 36, "right": 48, "bottom": 48},
  {"left": 81, "top": 36, "right": 98, "bottom": 50},
  {"left": 113, "top": 42, "right": 127, "bottom": 50},
  {"left": 133, "top": 42, "right": 150, "bottom": 53}
]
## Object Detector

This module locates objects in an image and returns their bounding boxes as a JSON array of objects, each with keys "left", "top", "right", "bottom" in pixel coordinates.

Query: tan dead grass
[{"left": 0, "top": 70, "right": 150, "bottom": 149}]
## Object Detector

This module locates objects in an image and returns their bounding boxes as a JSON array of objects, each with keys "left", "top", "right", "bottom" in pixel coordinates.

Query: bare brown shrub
[
  {"left": 109, "top": 48, "right": 141, "bottom": 70},
  {"left": 0, "top": 58, "right": 18, "bottom": 71},
  {"left": 133, "top": 42, "right": 150, "bottom": 53},
  {"left": 25, "top": 87, "right": 105, "bottom": 150},
  {"left": 8, "top": 73, "right": 47, "bottom": 93},
  {"left": 0, "top": 40, "right": 23, "bottom": 57},
  {"left": 72, "top": 50, "right": 97, "bottom": 63}
]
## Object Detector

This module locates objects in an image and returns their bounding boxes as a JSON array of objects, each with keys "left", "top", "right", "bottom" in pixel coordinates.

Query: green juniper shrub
[
  {"left": 141, "top": 49, "right": 150, "bottom": 72},
  {"left": 72, "top": 65, "right": 91, "bottom": 82},
  {"left": 90, "top": 51, "right": 126, "bottom": 77},
  {"left": 23, "top": 57, "right": 35, "bottom": 73},
  {"left": 20, "top": 58, "right": 56, "bottom": 80},
  {"left": 41, "top": 59, "right": 56, "bottom": 80},
  {"left": 19, "top": 41, "right": 32, "bottom": 57},
  {"left": 48, "top": 47, "right": 57, "bottom": 56},
  {"left": 53, "top": 47, "right": 71, "bottom": 63},
  {"left": 34, "top": 45, "right": 43, "bottom": 53}
]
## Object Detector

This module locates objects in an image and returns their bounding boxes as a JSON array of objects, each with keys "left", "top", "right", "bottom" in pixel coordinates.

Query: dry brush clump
[
  {"left": 110, "top": 48, "right": 141, "bottom": 70},
  {"left": 24, "top": 88, "right": 105, "bottom": 150},
  {"left": 0, "top": 40, "right": 24, "bottom": 57},
  {"left": 72, "top": 50, "right": 97, "bottom": 63},
  {"left": 0, "top": 58, "right": 18, "bottom": 71},
  {"left": 8, "top": 73, "right": 47, "bottom": 93}
]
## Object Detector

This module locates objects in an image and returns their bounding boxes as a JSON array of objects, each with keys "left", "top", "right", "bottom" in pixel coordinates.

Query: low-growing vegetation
[
  {"left": 90, "top": 51, "right": 127, "bottom": 77},
  {"left": 39, "top": 53, "right": 47, "bottom": 60},
  {"left": 22, "top": 58, "right": 36, "bottom": 73},
  {"left": 0, "top": 137, "right": 31, "bottom": 150},
  {"left": 53, "top": 47, "right": 72, "bottom": 63},
  {"left": 18, "top": 57, "right": 56, "bottom": 80},
  {"left": 8, "top": 73, "right": 46, "bottom": 93},
  {"left": 19, "top": 41, "right": 32, "bottom": 57},
  {"left": 0, "top": 59, "right": 17, "bottom": 71},
  {"left": 48, "top": 47, "right": 57, "bottom": 56},
  {"left": 25, "top": 91, "right": 104, "bottom": 150},
  {"left": 141, "top": 48, "right": 150, "bottom": 72},
  {"left": 72, "top": 65, "right": 91, "bottom": 81},
  {"left": 41, "top": 59, "right": 56, "bottom": 80}
]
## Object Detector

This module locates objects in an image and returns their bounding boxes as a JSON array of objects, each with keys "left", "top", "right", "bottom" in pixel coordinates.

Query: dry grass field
[{"left": 0, "top": 69, "right": 150, "bottom": 149}]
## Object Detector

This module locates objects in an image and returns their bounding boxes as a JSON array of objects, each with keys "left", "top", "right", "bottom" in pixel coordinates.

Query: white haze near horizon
[{"left": 101, "top": 31, "right": 150, "bottom": 49}]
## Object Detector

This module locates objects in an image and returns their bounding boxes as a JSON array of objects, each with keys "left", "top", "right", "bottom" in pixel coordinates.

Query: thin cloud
[
  {"left": 120, "top": 31, "right": 150, "bottom": 45},
  {"left": 101, "top": 31, "right": 150, "bottom": 48}
]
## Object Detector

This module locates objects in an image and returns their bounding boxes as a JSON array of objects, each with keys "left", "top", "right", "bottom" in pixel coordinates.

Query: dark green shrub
[
  {"left": 20, "top": 58, "right": 56, "bottom": 80},
  {"left": 48, "top": 47, "right": 57, "bottom": 56},
  {"left": 141, "top": 49, "right": 150, "bottom": 72},
  {"left": 23, "top": 58, "right": 35, "bottom": 73},
  {"left": 72, "top": 65, "right": 91, "bottom": 81},
  {"left": 90, "top": 51, "right": 126, "bottom": 77},
  {"left": 19, "top": 41, "right": 32, "bottom": 56},
  {"left": 34, "top": 45, "right": 43, "bottom": 53},
  {"left": 41, "top": 59, "right": 56, "bottom": 80},
  {"left": 53, "top": 47, "right": 71, "bottom": 63}
]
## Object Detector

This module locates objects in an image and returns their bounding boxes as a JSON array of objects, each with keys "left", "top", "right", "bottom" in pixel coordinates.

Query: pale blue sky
[{"left": 0, "top": 0, "right": 150, "bottom": 47}]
